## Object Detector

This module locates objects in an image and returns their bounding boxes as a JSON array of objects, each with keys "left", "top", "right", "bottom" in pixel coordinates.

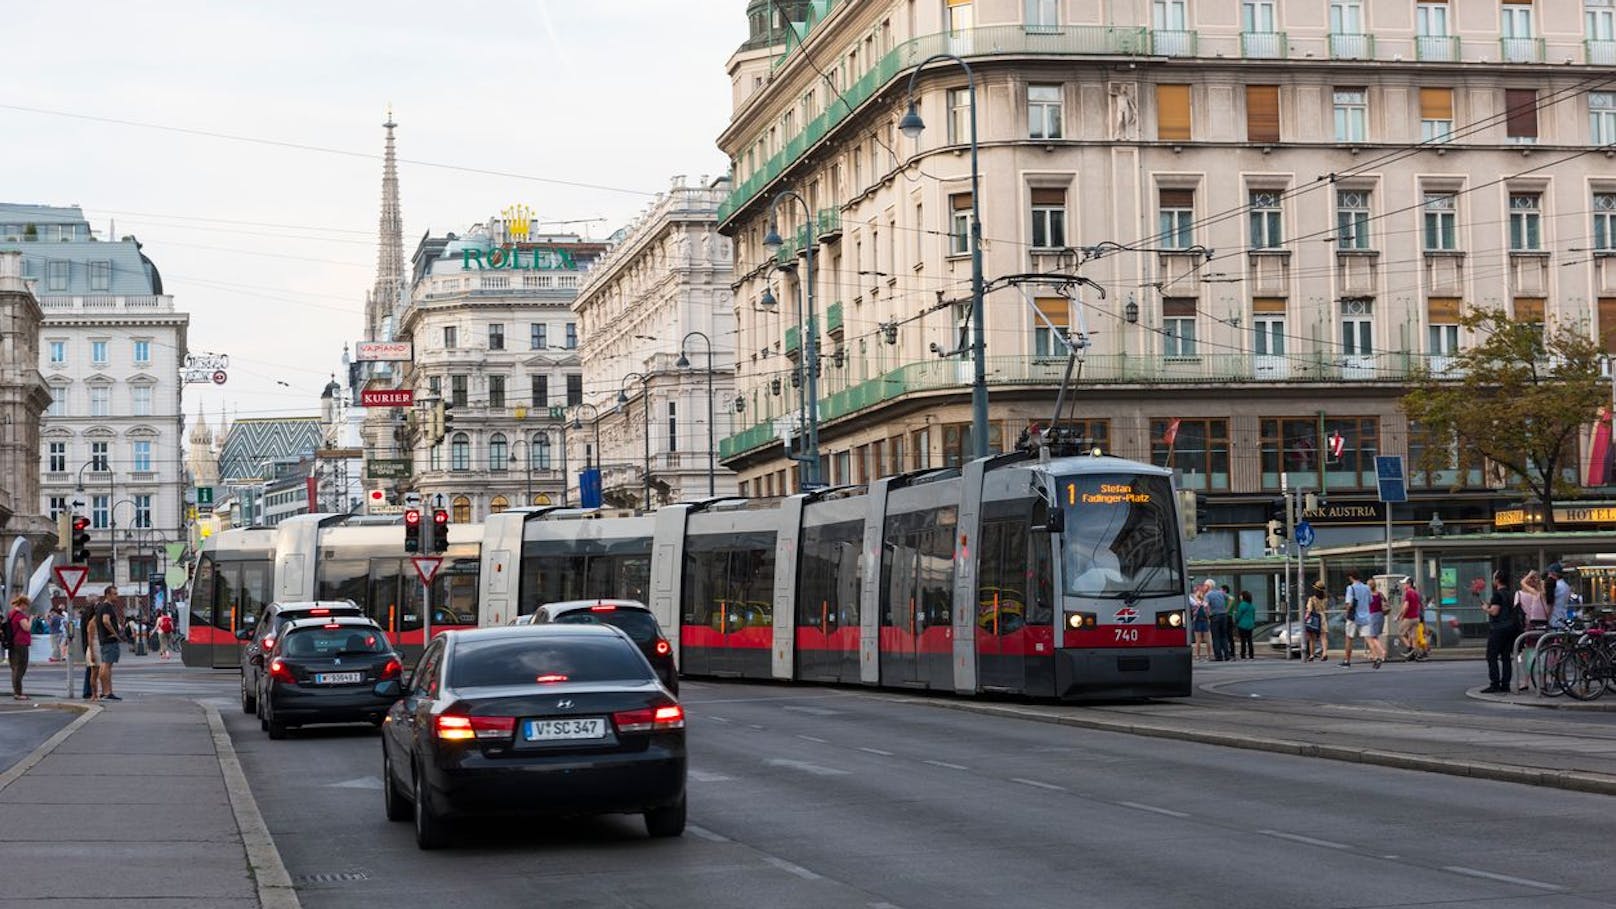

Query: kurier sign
[
  {"left": 360, "top": 388, "right": 414, "bottom": 407},
  {"left": 355, "top": 341, "right": 413, "bottom": 362}
]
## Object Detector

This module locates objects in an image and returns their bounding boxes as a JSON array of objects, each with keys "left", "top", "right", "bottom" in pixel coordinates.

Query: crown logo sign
[{"left": 503, "top": 204, "right": 532, "bottom": 242}]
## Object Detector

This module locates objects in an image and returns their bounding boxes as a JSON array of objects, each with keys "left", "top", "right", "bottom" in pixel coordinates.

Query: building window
[
  {"left": 443, "top": 326, "right": 458, "bottom": 349},
  {"left": 92, "top": 495, "right": 109, "bottom": 530},
  {"left": 1156, "top": 84, "right": 1192, "bottom": 141},
  {"left": 89, "top": 386, "right": 110, "bottom": 417},
  {"left": 1158, "top": 189, "right": 1195, "bottom": 248},
  {"left": 1415, "top": 2, "right": 1452, "bottom": 58},
  {"left": 947, "top": 88, "right": 971, "bottom": 144},
  {"left": 450, "top": 374, "right": 468, "bottom": 408},
  {"left": 1033, "top": 297, "right": 1068, "bottom": 357},
  {"left": 531, "top": 323, "right": 548, "bottom": 349},
  {"left": 1024, "top": 0, "right": 1058, "bottom": 30},
  {"left": 452, "top": 495, "right": 471, "bottom": 524},
  {"left": 1252, "top": 314, "right": 1286, "bottom": 357},
  {"left": 89, "top": 260, "right": 111, "bottom": 291},
  {"left": 1333, "top": 89, "right": 1367, "bottom": 142},
  {"left": 132, "top": 385, "right": 152, "bottom": 416},
  {"left": 1027, "top": 84, "right": 1062, "bottom": 139},
  {"left": 450, "top": 432, "right": 470, "bottom": 471},
  {"left": 46, "top": 260, "right": 68, "bottom": 291},
  {"left": 1342, "top": 298, "right": 1374, "bottom": 357},
  {"left": 667, "top": 402, "right": 678, "bottom": 453},
  {"left": 428, "top": 375, "right": 441, "bottom": 397},
  {"left": 1150, "top": 418, "right": 1230, "bottom": 491},
  {"left": 1246, "top": 85, "right": 1280, "bottom": 143},
  {"left": 133, "top": 494, "right": 152, "bottom": 530},
  {"left": 565, "top": 323, "right": 577, "bottom": 349},
  {"left": 430, "top": 442, "right": 443, "bottom": 472},
  {"left": 1029, "top": 189, "right": 1066, "bottom": 249},
  {"left": 132, "top": 440, "right": 152, "bottom": 472},
  {"left": 1429, "top": 322, "right": 1460, "bottom": 356},
  {"left": 949, "top": 193, "right": 972, "bottom": 255},
  {"left": 534, "top": 433, "right": 551, "bottom": 470},
  {"left": 48, "top": 442, "right": 66, "bottom": 473},
  {"left": 48, "top": 340, "right": 65, "bottom": 365},
  {"left": 1505, "top": 88, "right": 1539, "bottom": 143},
  {"left": 1423, "top": 192, "right": 1458, "bottom": 250},
  {"left": 488, "top": 433, "right": 508, "bottom": 471},
  {"left": 90, "top": 341, "right": 108, "bottom": 364},
  {"left": 1501, "top": 2, "right": 1536, "bottom": 61},
  {"left": 1420, "top": 87, "right": 1454, "bottom": 141},
  {"left": 91, "top": 441, "right": 109, "bottom": 471},
  {"left": 1153, "top": 0, "right": 1191, "bottom": 55},
  {"left": 531, "top": 374, "right": 549, "bottom": 407},
  {"left": 1336, "top": 190, "right": 1372, "bottom": 249},
  {"left": 566, "top": 374, "right": 583, "bottom": 407},
  {"left": 1592, "top": 1, "right": 1616, "bottom": 64},
  {"left": 488, "top": 323, "right": 505, "bottom": 350},
  {"left": 49, "top": 496, "right": 68, "bottom": 519},
  {"left": 1259, "top": 417, "right": 1379, "bottom": 490},
  {"left": 1595, "top": 193, "right": 1616, "bottom": 250},
  {"left": 1249, "top": 191, "right": 1283, "bottom": 249},
  {"left": 489, "top": 495, "right": 509, "bottom": 515},
  {"left": 488, "top": 375, "right": 506, "bottom": 409},
  {"left": 48, "top": 386, "right": 66, "bottom": 417},
  {"left": 1591, "top": 91, "right": 1616, "bottom": 144},
  {"left": 1509, "top": 193, "right": 1543, "bottom": 251},
  {"left": 132, "top": 340, "right": 151, "bottom": 364},
  {"left": 1163, "top": 298, "right": 1198, "bottom": 357}
]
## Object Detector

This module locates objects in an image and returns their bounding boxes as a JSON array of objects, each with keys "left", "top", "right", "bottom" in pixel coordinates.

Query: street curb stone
[
  {"left": 202, "top": 702, "right": 302, "bottom": 909},
  {"left": 1462, "top": 686, "right": 1616, "bottom": 711},
  {"left": 0, "top": 703, "right": 99, "bottom": 794}
]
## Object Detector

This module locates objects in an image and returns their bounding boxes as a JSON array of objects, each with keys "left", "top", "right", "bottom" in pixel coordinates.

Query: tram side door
[
  {"left": 213, "top": 561, "right": 269, "bottom": 669},
  {"left": 976, "top": 521, "right": 1027, "bottom": 693},
  {"left": 882, "top": 528, "right": 924, "bottom": 686}
]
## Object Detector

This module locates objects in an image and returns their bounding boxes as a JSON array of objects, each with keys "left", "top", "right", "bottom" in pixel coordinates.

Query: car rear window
[
  {"left": 281, "top": 626, "right": 390, "bottom": 658},
  {"left": 552, "top": 609, "right": 660, "bottom": 645},
  {"left": 448, "top": 637, "right": 653, "bottom": 688}
]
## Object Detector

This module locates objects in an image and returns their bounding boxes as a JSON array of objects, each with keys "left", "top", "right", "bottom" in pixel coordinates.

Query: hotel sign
[
  {"left": 1496, "top": 504, "right": 1616, "bottom": 529},
  {"left": 356, "top": 341, "right": 413, "bottom": 362}
]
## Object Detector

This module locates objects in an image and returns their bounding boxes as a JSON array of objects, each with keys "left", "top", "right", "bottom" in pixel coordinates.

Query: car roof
[
  {"left": 447, "top": 624, "right": 629, "bottom": 646},
  {"left": 270, "top": 600, "right": 362, "bottom": 613},
  {"left": 281, "top": 615, "right": 383, "bottom": 632},
  {"left": 539, "top": 599, "right": 650, "bottom": 614}
]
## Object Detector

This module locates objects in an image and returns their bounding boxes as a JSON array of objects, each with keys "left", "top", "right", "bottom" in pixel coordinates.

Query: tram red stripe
[
  {"left": 795, "top": 627, "right": 859, "bottom": 652},
  {"left": 1062, "top": 627, "right": 1190, "bottom": 648},
  {"left": 680, "top": 625, "right": 772, "bottom": 649}
]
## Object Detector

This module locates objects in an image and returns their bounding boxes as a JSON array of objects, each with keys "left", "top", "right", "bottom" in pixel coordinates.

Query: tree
[{"left": 1403, "top": 307, "right": 1606, "bottom": 531}]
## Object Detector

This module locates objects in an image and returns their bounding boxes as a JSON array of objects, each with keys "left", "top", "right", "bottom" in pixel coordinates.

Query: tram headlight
[
  {"left": 1065, "top": 612, "right": 1097, "bottom": 630},
  {"left": 1157, "top": 611, "right": 1185, "bottom": 630}
]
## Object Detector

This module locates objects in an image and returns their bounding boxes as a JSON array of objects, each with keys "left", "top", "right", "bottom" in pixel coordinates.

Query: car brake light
[
  {"left": 613, "top": 703, "right": 685, "bottom": 733},
  {"left": 435, "top": 714, "right": 515, "bottom": 742},
  {"left": 590, "top": 604, "right": 616, "bottom": 612},
  {"left": 654, "top": 639, "right": 671, "bottom": 656},
  {"left": 310, "top": 608, "right": 331, "bottom": 616},
  {"left": 267, "top": 658, "right": 295, "bottom": 684},
  {"left": 323, "top": 623, "right": 342, "bottom": 629},
  {"left": 536, "top": 673, "right": 568, "bottom": 683},
  {"left": 261, "top": 635, "right": 276, "bottom": 651},
  {"left": 379, "top": 658, "right": 401, "bottom": 680}
]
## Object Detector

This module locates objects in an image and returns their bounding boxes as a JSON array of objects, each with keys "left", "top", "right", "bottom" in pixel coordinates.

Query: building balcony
[
  {"left": 1328, "top": 33, "right": 1374, "bottom": 60},
  {"left": 1241, "top": 31, "right": 1286, "bottom": 59},
  {"left": 825, "top": 301, "right": 844, "bottom": 337},
  {"left": 38, "top": 295, "right": 175, "bottom": 314},
  {"left": 1589, "top": 38, "right": 1616, "bottom": 66},
  {"left": 1414, "top": 35, "right": 1460, "bottom": 61},
  {"left": 784, "top": 326, "right": 800, "bottom": 356},
  {"left": 1500, "top": 36, "right": 1545, "bottom": 63},
  {"left": 1151, "top": 29, "right": 1196, "bottom": 57},
  {"left": 815, "top": 208, "right": 842, "bottom": 241}
]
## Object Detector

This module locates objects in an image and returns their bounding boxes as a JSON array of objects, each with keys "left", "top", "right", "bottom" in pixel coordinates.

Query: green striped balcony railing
[
  {"left": 1500, "top": 36, "right": 1545, "bottom": 63},
  {"left": 1151, "top": 29, "right": 1196, "bottom": 57},
  {"left": 825, "top": 301, "right": 843, "bottom": 335},
  {"left": 1241, "top": 31, "right": 1287, "bottom": 59},
  {"left": 1328, "top": 33, "right": 1374, "bottom": 60},
  {"left": 1414, "top": 35, "right": 1460, "bottom": 61}
]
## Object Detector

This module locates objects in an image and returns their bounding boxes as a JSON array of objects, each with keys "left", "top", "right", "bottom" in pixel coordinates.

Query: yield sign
[
  {"left": 54, "top": 565, "right": 89, "bottom": 599},
  {"left": 411, "top": 556, "right": 444, "bottom": 585}
]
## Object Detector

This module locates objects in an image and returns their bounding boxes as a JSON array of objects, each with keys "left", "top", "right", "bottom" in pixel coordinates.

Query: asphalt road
[
  {"left": 0, "top": 706, "right": 72, "bottom": 774},
  {"left": 218, "top": 680, "right": 1616, "bottom": 909}
]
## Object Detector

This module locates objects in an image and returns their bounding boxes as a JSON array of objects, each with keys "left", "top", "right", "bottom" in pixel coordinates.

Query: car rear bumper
[
  {"left": 426, "top": 743, "right": 686, "bottom": 818},
  {"left": 268, "top": 684, "right": 399, "bottom": 723}
]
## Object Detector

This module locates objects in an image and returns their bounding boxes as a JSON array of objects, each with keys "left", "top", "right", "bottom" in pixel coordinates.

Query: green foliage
[{"left": 1403, "top": 307, "right": 1605, "bottom": 529}]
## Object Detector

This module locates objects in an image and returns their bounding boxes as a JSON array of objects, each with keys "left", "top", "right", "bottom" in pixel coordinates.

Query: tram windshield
[{"left": 1056, "top": 473, "right": 1183, "bottom": 598}]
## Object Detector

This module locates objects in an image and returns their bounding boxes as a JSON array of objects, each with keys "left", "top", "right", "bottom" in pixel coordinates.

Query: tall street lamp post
[
  {"left": 900, "top": 54, "right": 989, "bottom": 460},
  {"left": 572, "top": 403, "right": 602, "bottom": 469},
  {"left": 618, "top": 372, "right": 652, "bottom": 509},
  {"left": 676, "top": 331, "right": 717, "bottom": 497},
  {"left": 762, "top": 190, "right": 822, "bottom": 487},
  {"left": 508, "top": 436, "right": 534, "bottom": 505}
]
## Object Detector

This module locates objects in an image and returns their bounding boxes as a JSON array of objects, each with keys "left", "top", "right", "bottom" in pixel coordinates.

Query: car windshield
[
  {"left": 552, "top": 608, "right": 660, "bottom": 645},
  {"left": 448, "top": 637, "right": 654, "bottom": 688},
  {"left": 281, "top": 626, "right": 389, "bottom": 658},
  {"left": 1057, "top": 473, "right": 1183, "bottom": 598}
]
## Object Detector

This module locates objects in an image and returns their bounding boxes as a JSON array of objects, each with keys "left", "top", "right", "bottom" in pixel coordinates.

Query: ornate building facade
[{"left": 0, "top": 251, "right": 52, "bottom": 548}]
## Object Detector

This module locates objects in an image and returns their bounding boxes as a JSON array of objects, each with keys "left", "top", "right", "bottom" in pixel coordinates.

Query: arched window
[
  {"left": 489, "top": 433, "right": 508, "bottom": 472},
  {"left": 452, "top": 494, "right": 472, "bottom": 523},
  {"left": 536, "top": 433, "right": 552, "bottom": 470},
  {"left": 489, "top": 495, "right": 509, "bottom": 515},
  {"left": 450, "top": 433, "right": 470, "bottom": 471},
  {"left": 533, "top": 493, "right": 552, "bottom": 505}
]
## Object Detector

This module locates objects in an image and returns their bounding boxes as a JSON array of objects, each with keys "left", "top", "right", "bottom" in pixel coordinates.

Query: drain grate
[{"left": 294, "top": 871, "right": 370, "bottom": 885}]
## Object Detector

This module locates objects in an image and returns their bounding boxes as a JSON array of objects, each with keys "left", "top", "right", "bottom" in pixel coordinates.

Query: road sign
[
  {"left": 212, "top": 370, "right": 228, "bottom": 385},
  {"left": 54, "top": 565, "right": 88, "bottom": 598},
  {"left": 403, "top": 491, "right": 423, "bottom": 509},
  {"left": 367, "top": 459, "right": 413, "bottom": 480},
  {"left": 197, "top": 486, "right": 214, "bottom": 506},
  {"left": 1375, "top": 455, "right": 1407, "bottom": 503},
  {"left": 411, "top": 556, "right": 444, "bottom": 585},
  {"left": 1295, "top": 520, "right": 1316, "bottom": 550}
]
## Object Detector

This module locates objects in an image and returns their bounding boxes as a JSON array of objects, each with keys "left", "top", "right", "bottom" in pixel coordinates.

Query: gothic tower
[{"left": 365, "top": 109, "right": 405, "bottom": 342}]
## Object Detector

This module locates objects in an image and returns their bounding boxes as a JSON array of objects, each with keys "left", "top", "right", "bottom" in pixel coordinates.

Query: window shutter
[
  {"left": 1427, "top": 297, "right": 1462, "bottom": 323},
  {"left": 1505, "top": 89, "right": 1538, "bottom": 138},
  {"left": 1035, "top": 297, "right": 1069, "bottom": 327},
  {"left": 1157, "top": 85, "right": 1192, "bottom": 141},
  {"left": 1030, "top": 188, "right": 1066, "bottom": 206},
  {"left": 1245, "top": 86, "right": 1280, "bottom": 143},
  {"left": 1513, "top": 297, "right": 1545, "bottom": 322},
  {"left": 1162, "top": 297, "right": 1197, "bottom": 317},
  {"left": 951, "top": 192, "right": 973, "bottom": 211},
  {"left": 1600, "top": 298, "right": 1616, "bottom": 354},
  {"left": 1252, "top": 297, "right": 1287, "bottom": 314},
  {"left": 1419, "top": 87, "right": 1453, "bottom": 121},
  {"left": 1159, "top": 188, "right": 1194, "bottom": 208}
]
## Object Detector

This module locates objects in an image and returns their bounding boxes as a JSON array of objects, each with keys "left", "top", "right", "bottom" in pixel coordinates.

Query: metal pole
[
  {"left": 706, "top": 343, "right": 715, "bottom": 496},
  {"left": 643, "top": 380, "right": 651, "bottom": 508},
  {"left": 524, "top": 438, "right": 532, "bottom": 504},
  {"left": 559, "top": 424, "right": 569, "bottom": 507},
  {"left": 966, "top": 66, "right": 988, "bottom": 461},
  {"left": 1282, "top": 472, "right": 1295, "bottom": 658},
  {"left": 802, "top": 198, "right": 821, "bottom": 485}
]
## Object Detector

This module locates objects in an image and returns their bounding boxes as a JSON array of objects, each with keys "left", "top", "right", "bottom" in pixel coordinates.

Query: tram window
[
  {"left": 316, "top": 559, "right": 369, "bottom": 608},
  {"left": 1059, "top": 473, "right": 1182, "bottom": 597},
  {"left": 881, "top": 523, "right": 919, "bottom": 629},
  {"left": 799, "top": 520, "right": 862, "bottom": 628},
  {"left": 370, "top": 561, "right": 402, "bottom": 632},
  {"left": 191, "top": 556, "right": 216, "bottom": 629},
  {"left": 919, "top": 528, "right": 954, "bottom": 628},
  {"left": 241, "top": 561, "right": 271, "bottom": 616}
]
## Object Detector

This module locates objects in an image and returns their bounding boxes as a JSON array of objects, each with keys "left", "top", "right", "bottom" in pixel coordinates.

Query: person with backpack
[
  {"left": 156, "top": 611, "right": 176, "bottom": 660},
  {"left": 7, "top": 595, "right": 33, "bottom": 700}
]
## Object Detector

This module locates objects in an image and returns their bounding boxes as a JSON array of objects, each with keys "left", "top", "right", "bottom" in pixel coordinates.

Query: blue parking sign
[{"left": 1375, "top": 455, "right": 1407, "bottom": 503}]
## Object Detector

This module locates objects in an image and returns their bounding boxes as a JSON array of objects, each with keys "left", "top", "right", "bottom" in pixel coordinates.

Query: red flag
[
  {"left": 1163, "top": 418, "right": 1182, "bottom": 446},
  {"left": 1328, "top": 431, "right": 1345, "bottom": 460},
  {"left": 1588, "top": 407, "right": 1612, "bottom": 486}
]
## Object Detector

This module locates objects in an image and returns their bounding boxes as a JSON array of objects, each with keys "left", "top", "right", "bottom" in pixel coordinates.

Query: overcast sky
[{"left": 2, "top": 1, "right": 742, "bottom": 424}]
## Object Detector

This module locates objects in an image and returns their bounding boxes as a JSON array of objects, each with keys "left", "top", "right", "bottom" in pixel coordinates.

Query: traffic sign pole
[{"left": 419, "top": 516, "right": 433, "bottom": 650}]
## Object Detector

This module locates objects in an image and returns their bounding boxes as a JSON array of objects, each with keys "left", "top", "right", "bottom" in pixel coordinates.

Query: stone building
[{"left": 0, "top": 251, "right": 52, "bottom": 549}]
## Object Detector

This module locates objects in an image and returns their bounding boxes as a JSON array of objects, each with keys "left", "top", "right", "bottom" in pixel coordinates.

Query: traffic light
[
  {"left": 1265, "top": 519, "right": 1285, "bottom": 551},
  {"left": 1177, "top": 490, "right": 1199, "bottom": 541},
  {"left": 404, "top": 508, "right": 421, "bottom": 553},
  {"left": 440, "top": 401, "right": 455, "bottom": 437},
  {"left": 71, "top": 516, "right": 92, "bottom": 564},
  {"left": 431, "top": 508, "right": 449, "bottom": 553}
]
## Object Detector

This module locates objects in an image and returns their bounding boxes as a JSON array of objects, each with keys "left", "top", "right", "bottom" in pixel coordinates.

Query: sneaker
[
  {"left": 1339, "top": 661, "right": 1352, "bottom": 667},
  {"left": 102, "top": 693, "right": 122, "bottom": 701}
]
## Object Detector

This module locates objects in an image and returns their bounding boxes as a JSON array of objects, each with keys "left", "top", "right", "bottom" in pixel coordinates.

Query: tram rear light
[
  {"left": 1066, "top": 612, "right": 1097, "bottom": 630},
  {"left": 1157, "top": 611, "right": 1186, "bottom": 630}
]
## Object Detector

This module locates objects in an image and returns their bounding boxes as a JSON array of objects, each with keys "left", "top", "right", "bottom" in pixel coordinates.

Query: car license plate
[
  {"left": 313, "top": 672, "right": 363, "bottom": 685},
  {"left": 525, "top": 718, "right": 605, "bottom": 741}
]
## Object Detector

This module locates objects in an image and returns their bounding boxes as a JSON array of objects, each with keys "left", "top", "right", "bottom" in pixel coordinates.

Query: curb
[
  {"left": 201, "top": 703, "right": 301, "bottom": 909},
  {"left": 0, "top": 703, "right": 100, "bottom": 795},
  {"left": 887, "top": 696, "right": 1616, "bottom": 798},
  {"left": 1463, "top": 686, "right": 1616, "bottom": 712}
]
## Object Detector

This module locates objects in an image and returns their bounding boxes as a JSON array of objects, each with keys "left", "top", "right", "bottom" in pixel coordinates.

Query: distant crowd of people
[
  {"left": 3, "top": 586, "right": 182, "bottom": 701},
  {"left": 1189, "top": 580, "right": 1256, "bottom": 661}
]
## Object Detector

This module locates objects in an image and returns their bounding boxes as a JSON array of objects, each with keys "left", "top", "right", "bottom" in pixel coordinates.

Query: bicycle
[{"left": 1554, "top": 610, "right": 1616, "bottom": 701}]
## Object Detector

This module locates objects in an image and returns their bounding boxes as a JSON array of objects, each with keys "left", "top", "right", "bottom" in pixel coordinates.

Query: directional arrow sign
[
  {"left": 411, "top": 556, "right": 444, "bottom": 585},
  {"left": 54, "top": 565, "right": 89, "bottom": 598}
]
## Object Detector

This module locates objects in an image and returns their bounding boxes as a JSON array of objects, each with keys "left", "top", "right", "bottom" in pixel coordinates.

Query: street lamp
[
  {"left": 572, "top": 402, "right": 602, "bottom": 469},
  {"left": 508, "top": 436, "right": 534, "bottom": 505},
  {"left": 900, "top": 54, "right": 989, "bottom": 460},
  {"left": 677, "top": 331, "right": 717, "bottom": 497},
  {"left": 763, "top": 190, "right": 822, "bottom": 487},
  {"left": 619, "top": 372, "right": 652, "bottom": 509},
  {"left": 1429, "top": 513, "right": 1445, "bottom": 536}
]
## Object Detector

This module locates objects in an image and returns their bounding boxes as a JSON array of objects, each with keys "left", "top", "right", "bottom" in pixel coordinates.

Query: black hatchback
[
  {"left": 255, "top": 617, "right": 404, "bottom": 739},
  {"left": 527, "top": 600, "right": 678, "bottom": 694},
  {"left": 381, "top": 624, "right": 687, "bottom": 849}
]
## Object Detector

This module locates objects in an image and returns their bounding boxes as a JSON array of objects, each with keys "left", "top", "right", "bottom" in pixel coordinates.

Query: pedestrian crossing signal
[
  {"left": 431, "top": 509, "right": 449, "bottom": 553},
  {"left": 404, "top": 508, "right": 421, "bottom": 553},
  {"left": 72, "top": 516, "right": 92, "bottom": 564}
]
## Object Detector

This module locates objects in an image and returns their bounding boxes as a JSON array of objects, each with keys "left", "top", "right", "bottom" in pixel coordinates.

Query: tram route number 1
[{"left": 1114, "top": 627, "right": 1139, "bottom": 643}]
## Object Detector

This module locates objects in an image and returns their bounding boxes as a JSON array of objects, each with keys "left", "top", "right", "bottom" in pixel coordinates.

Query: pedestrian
[
  {"left": 1304, "top": 580, "right": 1328, "bottom": 661},
  {"left": 1205, "top": 581, "right": 1232, "bottom": 661},
  {"left": 80, "top": 601, "right": 101, "bottom": 700},
  {"left": 1544, "top": 563, "right": 1574, "bottom": 626},
  {"left": 7, "top": 595, "right": 32, "bottom": 700},
  {"left": 1397, "top": 581, "right": 1424, "bottom": 660},
  {"left": 47, "top": 604, "right": 66, "bottom": 662},
  {"left": 1234, "top": 590, "right": 1256, "bottom": 660},
  {"left": 1516, "top": 571, "right": 1548, "bottom": 629},
  {"left": 156, "top": 611, "right": 176, "bottom": 660},
  {"left": 1341, "top": 571, "right": 1380, "bottom": 667},
  {"left": 1190, "top": 583, "right": 1211, "bottom": 661},
  {"left": 95, "top": 586, "right": 125, "bottom": 701},
  {"left": 1483, "top": 569, "right": 1519, "bottom": 693},
  {"left": 1366, "top": 578, "right": 1388, "bottom": 667}
]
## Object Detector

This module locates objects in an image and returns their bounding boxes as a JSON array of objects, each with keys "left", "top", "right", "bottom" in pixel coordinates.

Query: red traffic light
[
  {"left": 432, "top": 508, "right": 448, "bottom": 526},
  {"left": 404, "top": 508, "right": 421, "bottom": 526},
  {"left": 72, "top": 516, "right": 91, "bottom": 532}
]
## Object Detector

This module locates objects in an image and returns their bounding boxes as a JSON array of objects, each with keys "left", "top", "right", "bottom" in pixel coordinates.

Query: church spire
[{"left": 367, "top": 108, "right": 405, "bottom": 342}]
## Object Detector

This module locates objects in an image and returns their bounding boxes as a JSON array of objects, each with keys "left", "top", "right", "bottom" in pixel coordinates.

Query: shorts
[
  {"left": 1345, "top": 619, "right": 1366, "bottom": 639},
  {"left": 99, "top": 642, "right": 121, "bottom": 665},
  {"left": 1192, "top": 619, "right": 1209, "bottom": 633},
  {"left": 1397, "top": 617, "right": 1421, "bottom": 637},
  {"left": 1368, "top": 614, "right": 1385, "bottom": 637}
]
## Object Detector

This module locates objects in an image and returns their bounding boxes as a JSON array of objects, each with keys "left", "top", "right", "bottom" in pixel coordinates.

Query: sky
[{"left": 1, "top": 1, "right": 743, "bottom": 424}]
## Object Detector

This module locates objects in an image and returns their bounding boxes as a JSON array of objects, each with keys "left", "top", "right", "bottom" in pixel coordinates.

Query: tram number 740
[{"left": 1113, "top": 627, "right": 1140, "bottom": 643}]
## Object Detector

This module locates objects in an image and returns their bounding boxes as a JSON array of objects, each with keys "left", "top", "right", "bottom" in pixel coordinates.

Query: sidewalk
[{"left": 0, "top": 695, "right": 296, "bottom": 908}]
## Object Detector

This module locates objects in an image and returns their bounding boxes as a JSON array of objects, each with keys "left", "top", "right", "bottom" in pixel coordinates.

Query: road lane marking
[
  {"left": 324, "top": 776, "right": 383, "bottom": 790},
  {"left": 858, "top": 747, "right": 895, "bottom": 756},
  {"left": 686, "top": 824, "right": 730, "bottom": 843},
  {"left": 870, "top": 903, "right": 902, "bottom": 909},
  {"left": 1011, "top": 778, "right": 1065, "bottom": 792},
  {"left": 1441, "top": 867, "right": 1563, "bottom": 891},
  {"left": 1118, "top": 801, "right": 1190, "bottom": 818},
  {"left": 707, "top": 716, "right": 731, "bottom": 723},
  {"left": 1257, "top": 830, "right": 1351, "bottom": 850},
  {"left": 783, "top": 705, "right": 843, "bottom": 716},
  {"left": 762, "top": 855, "right": 823, "bottom": 881},
  {"left": 748, "top": 724, "right": 766, "bottom": 730},
  {"left": 689, "top": 770, "right": 734, "bottom": 783},
  {"left": 796, "top": 734, "right": 829, "bottom": 743},
  {"left": 923, "top": 760, "right": 968, "bottom": 770},
  {"left": 765, "top": 758, "right": 849, "bottom": 776}
]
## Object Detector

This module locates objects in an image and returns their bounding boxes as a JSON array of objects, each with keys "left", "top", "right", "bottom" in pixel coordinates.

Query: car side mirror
[
  {"left": 375, "top": 680, "right": 402, "bottom": 698},
  {"left": 235, "top": 628, "right": 253, "bottom": 641},
  {"left": 248, "top": 653, "right": 264, "bottom": 666},
  {"left": 1033, "top": 508, "right": 1064, "bottom": 534}
]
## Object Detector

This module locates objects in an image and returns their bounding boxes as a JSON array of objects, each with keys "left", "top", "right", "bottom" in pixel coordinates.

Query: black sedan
[
  {"left": 255, "top": 617, "right": 404, "bottom": 739},
  {"left": 380, "top": 624, "right": 687, "bottom": 849}
]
